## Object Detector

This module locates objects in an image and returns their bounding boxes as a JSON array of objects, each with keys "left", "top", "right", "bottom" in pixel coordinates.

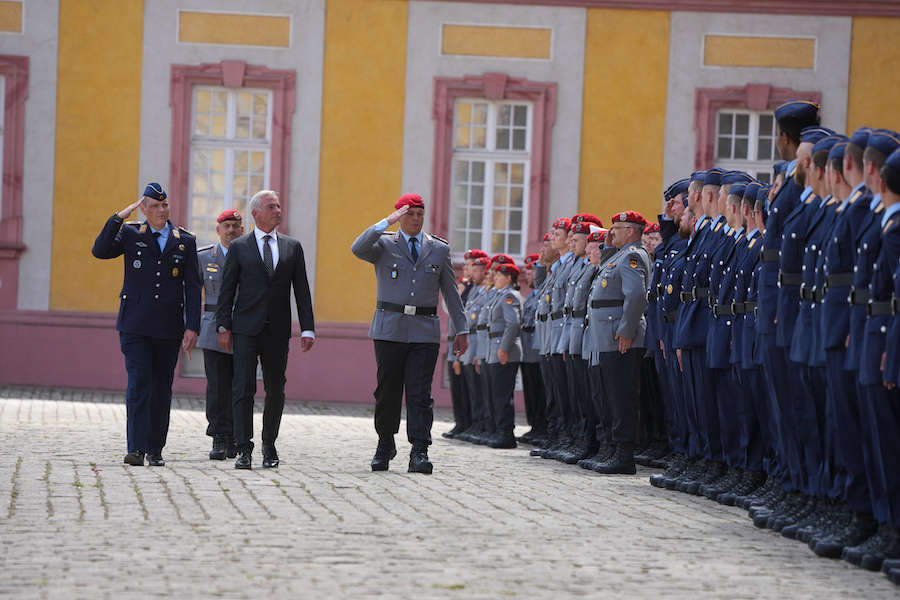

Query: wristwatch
[{"left": 217, "top": 325, "right": 227, "bottom": 334}]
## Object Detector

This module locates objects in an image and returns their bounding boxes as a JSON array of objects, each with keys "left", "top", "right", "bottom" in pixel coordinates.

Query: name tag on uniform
[{"left": 206, "top": 263, "right": 219, "bottom": 272}]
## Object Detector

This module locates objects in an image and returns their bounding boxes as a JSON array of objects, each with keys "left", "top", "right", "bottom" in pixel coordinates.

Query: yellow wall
[
  {"left": 51, "top": 0, "right": 144, "bottom": 312},
  {"left": 315, "top": 0, "right": 408, "bottom": 323},
  {"left": 0, "top": 1, "right": 22, "bottom": 32},
  {"left": 704, "top": 35, "right": 816, "bottom": 69},
  {"left": 578, "top": 9, "right": 670, "bottom": 222},
  {"left": 847, "top": 17, "right": 900, "bottom": 133},
  {"left": 178, "top": 11, "right": 291, "bottom": 47},
  {"left": 442, "top": 25, "right": 552, "bottom": 59}
]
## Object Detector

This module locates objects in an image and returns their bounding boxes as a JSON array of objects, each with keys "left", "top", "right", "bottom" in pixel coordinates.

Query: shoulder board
[
  {"left": 177, "top": 226, "right": 194, "bottom": 237},
  {"left": 197, "top": 243, "right": 214, "bottom": 253},
  {"left": 884, "top": 218, "right": 897, "bottom": 233},
  {"left": 714, "top": 222, "right": 723, "bottom": 232},
  {"left": 849, "top": 190, "right": 862, "bottom": 204},
  {"left": 125, "top": 220, "right": 140, "bottom": 226},
  {"left": 826, "top": 198, "right": 837, "bottom": 207},
  {"left": 875, "top": 204, "right": 885, "bottom": 214},
  {"left": 748, "top": 238, "right": 758, "bottom": 249},
  {"left": 788, "top": 164, "right": 797, "bottom": 179},
  {"left": 429, "top": 234, "right": 449, "bottom": 245},
  {"left": 380, "top": 230, "right": 394, "bottom": 236}
]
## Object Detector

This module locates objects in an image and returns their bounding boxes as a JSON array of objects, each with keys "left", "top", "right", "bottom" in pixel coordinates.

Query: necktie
[
  {"left": 153, "top": 231, "right": 162, "bottom": 252},
  {"left": 263, "top": 234, "right": 274, "bottom": 275},
  {"left": 410, "top": 237, "right": 419, "bottom": 262}
]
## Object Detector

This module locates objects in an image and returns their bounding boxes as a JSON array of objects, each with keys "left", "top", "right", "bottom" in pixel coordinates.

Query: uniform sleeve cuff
[{"left": 373, "top": 219, "right": 389, "bottom": 233}]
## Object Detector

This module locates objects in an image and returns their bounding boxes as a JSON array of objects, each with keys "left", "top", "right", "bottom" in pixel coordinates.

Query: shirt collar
[
  {"left": 734, "top": 226, "right": 745, "bottom": 236},
  {"left": 149, "top": 222, "right": 170, "bottom": 235},
  {"left": 819, "top": 194, "right": 831, "bottom": 208},
  {"left": 882, "top": 202, "right": 900, "bottom": 228},
  {"left": 254, "top": 227, "right": 277, "bottom": 242},
  {"left": 218, "top": 242, "right": 229, "bottom": 256},
  {"left": 694, "top": 215, "right": 708, "bottom": 232},
  {"left": 399, "top": 228, "right": 423, "bottom": 245},
  {"left": 870, "top": 193, "right": 882, "bottom": 212},
  {"left": 746, "top": 227, "right": 758, "bottom": 239},
  {"left": 800, "top": 186, "right": 814, "bottom": 202}
]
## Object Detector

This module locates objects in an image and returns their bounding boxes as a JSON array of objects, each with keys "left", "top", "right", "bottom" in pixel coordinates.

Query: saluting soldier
[
  {"left": 351, "top": 194, "right": 468, "bottom": 474},
  {"left": 588, "top": 211, "right": 650, "bottom": 475},
  {"left": 197, "top": 209, "right": 244, "bottom": 460},
  {"left": 92, "top": 183, "right": 201, "bottom": 466}
]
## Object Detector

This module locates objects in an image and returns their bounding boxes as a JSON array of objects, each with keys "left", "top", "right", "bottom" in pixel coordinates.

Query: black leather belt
[
  {"left": 550, "top": 311, "right": 564, "bottom": 320},
  {"left": 469, "top": 327, "right": 477, "bottom": 334},
  {"left": 848, "top": 289, "right": 870, "bottom": 305},
  {"left": 761, "top": 248, "right": 780, "bottom": 262},
  {"left": 867, "top": 301, "right": 894, "bottom": 316},
  {"left": 799, "top": 284, "right": 813, "bottom": 301},
  {"left": 563, "top": 307, "right": 572, "bottom": 317},
  {"left": 522, "top": 326, "right": 535, "bottom": 333},
  {"left": 657, "top": 283, "right": 665, "bottom": 297},
  {"left": 745, "top": 301, "right": 757, "bottom": 313},
  {"left": 778, "top": 272, "right": 802, "bottom": 286},
  {"left": 663, "top": 312, "right": 677, "bottom": 323},
  {"left": 825, "top": 272, "right": 853, "bottom": 288},
  {"left": 679, "top": 291, "right": 693, "bottom": 303},
  {"left": 590, "top": 299, "right": 624, "bottom": 308},
  {"left": 693, "top": 286, "right": 709, "bottom": 299},
  {"left": 813, "top": 287, "right": 825, "bottom": 302},
  {"left": 204, "top": 303, "right": 216, "bottom": 312},
  {"left": 489, "top": 331, "right": 504, "bottom": 339},
  {"left": 647, "top": 290, "right": 658, "bottom": 302},
  {"left": 537, "top": 314, "right": 548, "bottom": 322},
  {"left": 732, "top": 302, "right": 748, "bottom": 315},
  {"left": 713, "top": 304, "right": 734, "bottom": 317},
  {"left": 377, "top": 301, "right": 437, "bottom": 316},
  {"left": 476, "top": 324, "right": 488, "bottom": 331},
  {"left": 572, "top": 309, "right": 587, "bottom": 319}
]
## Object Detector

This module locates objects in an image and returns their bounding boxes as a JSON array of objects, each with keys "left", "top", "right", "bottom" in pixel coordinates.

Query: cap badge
[{"left": 619, "top": 212, "right": 626, "bottom": 221}]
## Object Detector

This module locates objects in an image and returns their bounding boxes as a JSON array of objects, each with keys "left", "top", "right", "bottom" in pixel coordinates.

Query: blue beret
[
  {"left": 850, "top": 126, "right": 873, "bottom": 149},
  {"left": 722, "top": 171, "right": 752, "bottom": 186},
  {"left": 143, "top": 182, "right": 167, "bottom": 201},
  {"left": 729, "top": 183, "right": 747, "bottom": 198},
  {"left": 774, "top": 100, "right": 820, "bottom": 125},
  {"left": 690, "top": 170, "right": 708, "bottom": 183},
  {"left": 886, "top": 148, "right": 900, "bottom": 171},
  {"left": 812, "top": 134, "right": 846, "bottom": 156},
  {"left": 703, "top": 169, "right": 725, "bottom": 186},
  {"left": 773, "top": 161, "right": 789, "bottom": 176},
  {"left": 828, "top": 141, "right": 848, "bottom": 162},
  {"left": 800, "top": 126, "right": 836, "bottom": 145},
  {"left": 665, "top": 178, "right": 691, "bottom": 200},
  {"left": 866, "top": 129, "right": 900, "bottom": 157}
]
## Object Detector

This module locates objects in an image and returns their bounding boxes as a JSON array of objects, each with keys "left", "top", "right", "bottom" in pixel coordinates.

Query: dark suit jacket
[{"left": 215, "top": 231, "right": 315, "bottom": 338}]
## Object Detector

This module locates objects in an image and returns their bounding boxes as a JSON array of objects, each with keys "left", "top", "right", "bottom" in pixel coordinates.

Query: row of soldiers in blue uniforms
[{"left": 647, "top": 98, "right": 900, "bottom": 585}]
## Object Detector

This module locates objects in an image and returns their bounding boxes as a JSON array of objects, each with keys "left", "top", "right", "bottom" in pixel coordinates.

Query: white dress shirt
[{"left": 252, "top": 227, "right": 314, "bottom": 340}]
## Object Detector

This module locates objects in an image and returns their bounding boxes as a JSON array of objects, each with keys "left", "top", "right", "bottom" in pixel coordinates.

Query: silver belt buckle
[{"left": 403, "top": 304, "right": 416, "bottom": 316}]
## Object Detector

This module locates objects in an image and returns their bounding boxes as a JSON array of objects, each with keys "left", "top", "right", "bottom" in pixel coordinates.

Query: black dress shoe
[
  {"left": 487, "top": 435, "right": 517, "bottom": 449},
  {"left": 262, "top": 445, "right": 280, "bottom": 469},
  {"left": 146, "top": 453, "right": 165, "bottom": 467},
  {"left": 226, "top": 437, "right": 238, "bottom": 459},
  {"left": 235, "top": 450, "right": 252, "bottom": 470},
  {"left": 371, "top": 440, "right": 397, "bottom": 472},
  {"left": 209, "top": 436, "right": 227, "bottom": 461},
  {"left": 123, "top": 451, "right": 145, "bottom": 466},
  {"left": 408, "top": 449, "right": 433, "bottom": 474}
]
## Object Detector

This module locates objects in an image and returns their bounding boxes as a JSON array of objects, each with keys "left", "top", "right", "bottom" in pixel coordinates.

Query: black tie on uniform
[
  {"left": 263, "top": 234, "right": 274, "bottom": 275},
  {"left": 410, "top": 237, "right": 419, "bottom": 262}
]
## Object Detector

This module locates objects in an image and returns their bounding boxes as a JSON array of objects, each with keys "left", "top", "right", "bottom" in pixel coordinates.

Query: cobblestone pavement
[{"left": 1, "top": 386, "right": 897, "bottom": 599}]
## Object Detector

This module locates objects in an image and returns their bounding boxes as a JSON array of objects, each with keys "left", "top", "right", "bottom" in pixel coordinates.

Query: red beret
[
  {"left": 495, "top": 262, "right": 520, "bottom": 277},
  {"left": 587, "top": 229, "right": 608, "bottom": 243},
  {"left": 610, "top": 211, "right": 648, "bottom": 227},
  {"left": 644, "top": 222, "right": 660, "bottom": 234},
  {"left": 524, "top": 253, "right": 540, "bottom": 265},
  {"left": 217, "top": 208, "right": 243, "bottom": 223},
  {"left": 394, "top": 193, "right": 425, "bottom": 210},
  {"left": 553, "top": 217, "right": 572, "bottom": 232},
  {"left": 571, "top": 221, "right": 594, "bottom": 235},
  {"left": 472, "top": 257, "right": 491, "bottom": 268},
  {"left": 571, "top": 213, "right": 603, "bottom": 227},
  {"left": 464, "top": 249, "right": 488, "bottom": 260},
  {"left": 542, "top": 232, "right": 552, "bottom": 242},
  {"left": 490, "top": 254, "right": 515, "bottom": 266}
]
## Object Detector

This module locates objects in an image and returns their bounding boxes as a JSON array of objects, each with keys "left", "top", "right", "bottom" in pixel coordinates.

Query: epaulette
[
  {"left": 788, "top": 164, "right": 798, "bottom": 179},
  {"left": 124, "top": 221, "right": 141, "bottom": 226},
  {"left": 429, "top": 234, "right": 449, "bottom": 245},
  {"left": 177, "top": 226, "right": 195, "bottom": 237},
  {"left": 197, "top": 243, "right": 215, "bottom": 252}
]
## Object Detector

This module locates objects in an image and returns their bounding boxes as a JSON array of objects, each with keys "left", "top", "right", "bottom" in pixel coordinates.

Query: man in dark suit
[
  {"left": 215, "top": 190, "right": 315, "bottom": 470},
  {"left": 92, "top": 182, "right": 202, "bottom": 467},
  {"left": 351, "top": 194, "right": 468, "bottom": 474}
]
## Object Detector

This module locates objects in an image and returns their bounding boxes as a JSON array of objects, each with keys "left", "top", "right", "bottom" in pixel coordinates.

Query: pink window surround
[
  {"left": 0, "top": 55, "right": 28, "bottom": 310},
  {"left": 694, "top": 83, "right": 821, "bottom": 170},
  {"left": 169, "top": 61, "right": 296, "bottom": 232},
  {"left": 431, "top": 73, "right": 557, "bottom": 255}
]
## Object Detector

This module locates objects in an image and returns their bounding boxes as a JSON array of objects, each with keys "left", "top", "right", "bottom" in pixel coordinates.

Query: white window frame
[
  {"left": 187, "top": 86, "right": 273, "bottom": 246},
  {"left": 714, "top": 108, "right": 776, "bottom": 184},
  {"left": 450, "top": 98, "right": 532, "bottom": 259}
]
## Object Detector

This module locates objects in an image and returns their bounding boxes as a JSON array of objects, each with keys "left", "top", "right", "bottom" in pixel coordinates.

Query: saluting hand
[
  {"left": 117, "top": 196, "right": 144, "bottom": 220},
  {"left": 386, "top": 204, "right": 409, "bottom": 225}
]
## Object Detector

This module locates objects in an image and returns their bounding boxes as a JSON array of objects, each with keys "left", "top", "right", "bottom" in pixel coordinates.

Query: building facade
[{"left": 1, "top": 0, "right": 899, "bottom": 405}]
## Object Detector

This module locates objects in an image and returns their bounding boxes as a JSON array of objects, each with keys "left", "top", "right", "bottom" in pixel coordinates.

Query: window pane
[
  {"left": 735, "top": 114, "right": 749, "bottom": 135},
  {"left": 512, "top": 129, "right": 526, "bottom": 151},
  {"left": 759, "top": 114, "right": 774, "bottom": 136},
  {"left": 250, "top": 175, "right": 264, "bottom": 194},
  {"left": 454, "top": 160, "right": 469, "bottom": 182},
  {"left": 451, "top": 205, "right": 467, "bottom": 230},
  {"left": 757, "top": 138, "right": 772, "bottom": 161},
  {"left": 453, "top": 184, "right": 467, "bottom": 207},
  {"left": 456, "top": 102, "right": 471, "bottom": 125},
  {"left": 718, "top": 113, "right": 732, "bottom": 135},
  {"left": 470, "top": 208, "right": 483, "bottom": 227},
  {"left": 194, "top": 113, "right": 210, "bottom": 136},
  {"left": 455, "top": 126, "right": 470, "bottom": 148},
  {"left": 509, "top": 210, "right": 522, "bottom": 231},
  {"left": 509, "top": 187, "right": 523, "bottom": 208},
  {"left": 494, "top": 186, "right": 507, "bottom": 208},
  {"left": 467, "top": 231, "right": 482, "bottom": 250},
  {"left": 195, "top": 89, "right": 210, "bottom": 113},
  {"left": 734, "top": 137, "right": 749, "bottom": 159},
  {"left": 252, "top": 118, "right": 267, "bottom": 140},
  {"left": 450, "top": 227, "right": 465, "bottom": 250},
  {"left": 212, "top": 115, "right": 226, "bottom": 137},
  {"left": 192, "top": 174, "right": 207, "bottom": 194},
  {"left": 235, "top": 151, "right": 249, "bottom": 171},
  {"left": 757, "top": 172, "right": 771, "bottom": 184},
  {"left": 508, "top": 233, "right": 521, "bottom": 252},
  {"left": 237, "top": 92, "right": 251, "bottom": 116},
  {"left": 253, "top": 93, "right": 268, "bottom": 115},
  {"left": 496, "top": 128, "right": 509, "bottom": 150},
  {"left": 211, "top": 174, "right": 225, "bottom": 195},
  {"left": 233, "top": 175, "right": 248, "bottom": 198},
  {"left": 473, "top": 104, "right": 487, "bottom": 125},
  {"left": 193, "top": 195, "right": 207, "bottom": 215},
  {"left": 213, "top": 91, "right": 227, "bottom": 112},
  {"left": 491, "top": 232, "right": 504, "bottom": 254},
  {"left": 494, "top": 162, "right": 509, "bottom": 184},
  {"left": 492, "top": 209, "right": 507, "bottom": 230},
  {"left": 498, "top": 105, "right": 511, "bottom": 127},
  {"left": 236, "top": 116, "right": 251, "bottom": 139},
  {"left": 211, "top": 149, "right": 226, "bottom": 172},
  {"left": 716, "top": 137, "right": 731, "bottom": 159},
  {"left": 510, "top": 163, "right": 524, "bottom": 185},
  {"left": 192, "top": 148, "right": 210, "bottom": 170},
  {"left": 471, "top": 161, "right": 485, "bottom": 183},
  {"left": 470, "top": 185, "right": 484, "bottom": 206},
  {"left": 514, "top": 106, "right": 527, "bottom": 127},
  {"left": 473, "top": 126, "right": 486, "bottom": 149}
]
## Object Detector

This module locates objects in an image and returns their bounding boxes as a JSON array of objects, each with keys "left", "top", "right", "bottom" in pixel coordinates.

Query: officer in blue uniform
[{"left": 92, "top": 183, "right": 202, "bottom": 466}]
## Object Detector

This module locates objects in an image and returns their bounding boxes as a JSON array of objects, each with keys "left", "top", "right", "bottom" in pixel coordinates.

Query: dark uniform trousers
[
  {"left": 566, "top": 357, "right": 591, "bottom": 442},
  {"left": 461, "top": 364, "right": 482, "bottom": 430},
  {"left": 638, "top": 354, "right": 665, "bottom": 446},
  {"left": 549, "top": 354, "right": 571, "bottom": 437},
  {"left": 519, "top": 362, "right": 546, "bottom": 430},
  {"left": 598, "top": 347, "right": 642, "bottom": 443},
  {"left": 232, "top": 325, "right": 290, "bottom": 451},
  {"left": 119, "top": 333, "right": 181, "bottom": 454},
  {"left": 588, "top": 364, "right": 611, "bottom": 446},
  {"left": 540, "top": 355, "right": 562, "bottom": 438},
  {"left": 479, "top": 362, "right": 495, "bottom": 433},
  {"left": 488, "top": 362, "right": 518, "bottom": 437},
  {"left": 447, "top": 362, "right": 470, "bottom": 430},
  {"left": 203, "top": 348, "right": 234, "bottom": 438},
  {"left": 373, "top": 340, "right": 439, "bottom": 447}
]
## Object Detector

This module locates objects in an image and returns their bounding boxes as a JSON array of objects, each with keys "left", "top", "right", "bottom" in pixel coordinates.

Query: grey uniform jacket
[
  {"left": 476, "top": 288, "right": 498, "bottom": 362},
  {"left": 549, "top": 255, "right": 577, "bottom": 353},
  {"left": 585, "top": 242, "right": 650, "bottom": 361},
  {"left": 532, "top": 264, "right": 552, "bottom": 354},
  {"left": 197, "top": 243, "right": 230, "bottom": 353},
  {"left": 568, "top": 260, "right": 598, "bottom": 356},
  {"left": 459, "top": 285, "right": 487, "bottom": 365},
  {"left": 520, "top": 288, "right": 541, "bottom": 363},
  {"left": 559, "top": 257, "right": 591, "bottom": 355},
  {"left": 487, "top": 286, "right": 523, "bottom": 364},
  {"left": 351, "top": 226, "right": 467, "bottom": 344}
]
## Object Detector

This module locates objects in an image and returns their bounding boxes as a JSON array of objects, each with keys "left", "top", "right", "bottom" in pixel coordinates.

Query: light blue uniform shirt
[
  {"left": 149, "top": 222, "right": 170, "bottom": 252},
  {"left": 882, "top": 201, "right": 900, "bottom": 228}
]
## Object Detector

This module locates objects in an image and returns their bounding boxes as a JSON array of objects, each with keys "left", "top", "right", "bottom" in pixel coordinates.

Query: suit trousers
[
  {"left": 119, "top": 332, "right": 180, "bottom": 454},
  {"left": 598, "top": 348, "right": 642, "bottom": 444},
  {"left": 448, "top": 361, "right": 470, "bottom": 429},
  {"left": 488, "top": 362, "right": 518, "bottom": 439},
  {"left": 203, "top": 348, "right": 234, "bottom": 438},
  {"left": 520, "top": 362, "right": 546, "bottom": 432},
  {"left": 373, "top": 340, "right": 439, "bottom": 448},
  {"left": 826, "top": 349, "right": 870, "bottom": 512},
  {"left": 863, "top": 384, "right": 900, "bottom": 527},
  {"left": 232, "top": 326, "right": 290, "bottom": 452}
]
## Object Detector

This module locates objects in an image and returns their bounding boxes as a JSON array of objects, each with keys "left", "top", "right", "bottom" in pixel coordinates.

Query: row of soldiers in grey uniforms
[{"left": 444, "top": 211, "right": 655, "bottom": 475}]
